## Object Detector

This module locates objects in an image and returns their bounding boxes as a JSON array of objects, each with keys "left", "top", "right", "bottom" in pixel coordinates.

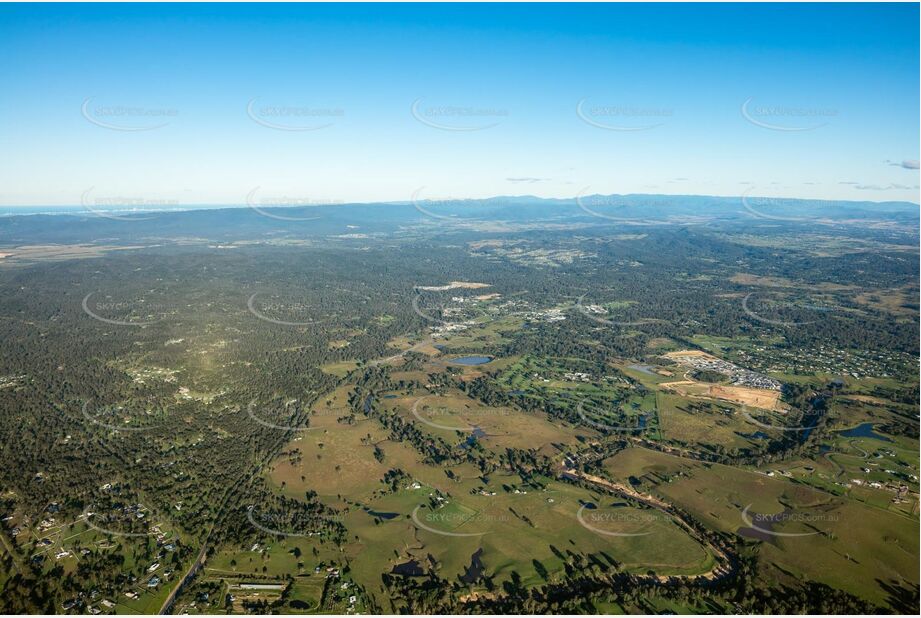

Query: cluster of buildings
[
  {"left": 737, "top": 345, "right": 911, "bottom": 380},
  {"left": 668, "top": 353, "right": 782, "bottom": 390},
  {"left": 431, "top": 321, "right": 472, "bottom": 336},
  {"left": 529, "top": 307, "right": 567, "bottom": 322}
]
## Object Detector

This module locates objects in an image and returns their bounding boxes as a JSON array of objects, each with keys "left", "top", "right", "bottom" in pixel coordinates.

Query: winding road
[{"left": 561, "top": 467, "right": 736, "bottom": 583}]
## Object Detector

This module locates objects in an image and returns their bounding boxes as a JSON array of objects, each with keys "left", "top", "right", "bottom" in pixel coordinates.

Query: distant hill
[{"left": 1, "top": 193, "right": 917, "bottom": 246}]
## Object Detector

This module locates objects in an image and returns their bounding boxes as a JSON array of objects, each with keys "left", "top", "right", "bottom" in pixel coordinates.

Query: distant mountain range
[{"left": 1, "top": 193, "right": 917, "bottom": 246}]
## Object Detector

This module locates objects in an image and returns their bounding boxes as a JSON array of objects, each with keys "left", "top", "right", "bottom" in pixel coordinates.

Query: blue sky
[{"left": 0, "top": 2, "right": 918, "bottom": 207}]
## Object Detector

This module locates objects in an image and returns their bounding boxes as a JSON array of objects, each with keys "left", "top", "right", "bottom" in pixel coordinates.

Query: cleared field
[
  {"left": 0, "top": 243, "right": 146, "bottom": 263},
  {"left": 661, "top": 379, "right": 782, "bottom": 411},
  {"left": 432, "top": 318, "right": 520, "bottom": 352},
  {"left": 608, "top": 447, "right": 920, "bottom": 609},
  {"left": 656, "top": 457, "right": 833, "bottom": 531},
  {"left": 269, "top": 414, "right": 425, "bottom": 501},
  {"left": 416, "top": 281, "right": 491, "bottom": 291},
  {"left": 656, "top": 392, "right": 775, "bottom": 450},
  {"left": 709, "top": 384, "right": 780, "bottom": 409},
  {"left": 601, "top": 446, "right": 699, "bottom": 482},
  {"left": 662, "top": 350, "right": 712, "bottom": 360},
  {"left": 854, "top": 286, "right": 919, "bottom": 317},
  {"left": 268, "top": 387, "right": 717, "bottom": 609},
  {"left": 386, "top": 391, "right": 592, "bottom": 453},
  {"left": 756, "top": 500, "right": 918, "bottom": 609},
  {"left": 319, "top": 360, "right": 359, "bottom": 377},
  {"left": 268, "top": 386, "right": 426, "bottom": 501},
  {"left": 342, "top": 476, "right": 716, "bottom": 600}
]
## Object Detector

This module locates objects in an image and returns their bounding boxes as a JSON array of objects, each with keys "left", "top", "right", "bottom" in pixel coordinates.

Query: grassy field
[
  {"left": 262, "top": 377, "right": 717, "bottom": 609},
  {"left": 319, "top": 360, "right": 359, "bottom": 378},
  {"left": 340, "top": 476, "right": 716, "bottom": 601},
  {"left": 269, "top": 412, "right": 425, "bottom": 502},
  {"left": 257, "top": 333, "right": 919, "bottom": 612},
  {"left": 655, "top": 391, "right": 776, "bottom": 451},
  {"left": 385, "top": 390, "right": 593, "bottom": 454},
  {"left": 603, "top": 446, "right": 919, "bottom": 609}
]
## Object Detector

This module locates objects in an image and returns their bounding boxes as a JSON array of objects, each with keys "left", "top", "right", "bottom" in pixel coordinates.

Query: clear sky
[{"left": 1, "top": 2, "right": 918, "bottom": 207}]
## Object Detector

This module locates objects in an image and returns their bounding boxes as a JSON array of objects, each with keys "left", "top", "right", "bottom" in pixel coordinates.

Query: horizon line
[{"left": 2, "top": 189, "right": 919, "bottom": 214}]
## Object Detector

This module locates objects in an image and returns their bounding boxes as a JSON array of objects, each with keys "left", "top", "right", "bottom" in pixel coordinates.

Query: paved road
[{"left": 159, "top": 541, "right": 209, "bottom": 614}]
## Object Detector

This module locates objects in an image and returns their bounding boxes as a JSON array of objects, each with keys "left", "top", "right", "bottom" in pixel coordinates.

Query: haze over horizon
[
  {"left": 1, "top": 2, "right": 918, "bottom": 207},
  {"left": 2, "top": 189, "right": 920, "bottom": 219}
]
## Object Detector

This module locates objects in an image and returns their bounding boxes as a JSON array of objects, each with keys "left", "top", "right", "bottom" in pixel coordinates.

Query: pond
[
  {"left": 450, "top": 355, "right": 493, "bottom": 366},
  {"left": 461, "top": 426, "right": 487, "bottom": 450},
  {"left": 627, "top": 364, "right": 656, "bottom": 375},
  {"left": 460, "top": 549, "right": 485, "bottom": 585},
  {"left": 838, "top": 422, "right": 891, "bottom": 442},
  {"left": 391, "top": 560, "right": 424, "bottom": 576},
  {"left": 363, "top": 507, "right": 399, "bottom": 520}
]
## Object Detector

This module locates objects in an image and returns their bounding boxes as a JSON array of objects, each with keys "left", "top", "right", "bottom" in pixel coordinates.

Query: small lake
[
  {"left": 839, "top": 422, "right": 891, "bottom": 442},
  {"left": 628, "top": 364, "right": 656, "bottom": 375},
  {"left": 461, "top": 426, "right": 487, "bottom": 449},
  {"left": 391, "top": 560, "right": 424, "bottom": 576},
  {"left": 460, "top": 549, "right": 485, "bottom": 585},
  {"left": 363, "top": 507, "right": 400, "bottom": 520},
  {"left": 450, "top": 355, "right": 493, "bottom": 366}
]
